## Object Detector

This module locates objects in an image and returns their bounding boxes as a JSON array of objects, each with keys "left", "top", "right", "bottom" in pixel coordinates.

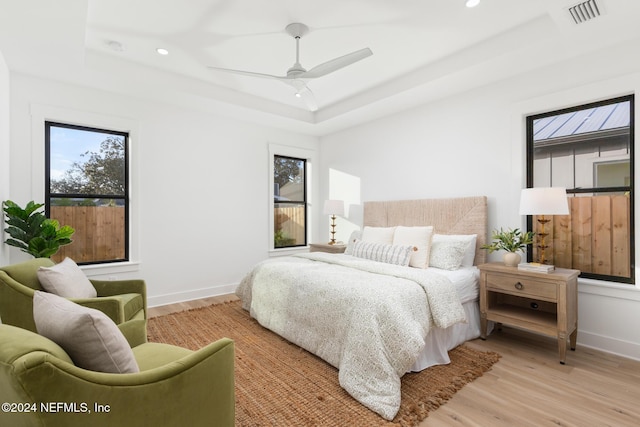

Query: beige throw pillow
[
  {"left": 33, "top": 291, "right": 139, "bottom": 373},
  {"left": 37, "top": 257, "right": 97, "bottom": 298},
  {"left": 392, "top": 226, "right": 434, "bottom": 268}
]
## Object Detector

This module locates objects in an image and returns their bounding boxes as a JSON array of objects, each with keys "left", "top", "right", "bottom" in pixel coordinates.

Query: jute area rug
[{"left": 147, "top": 301, "right": 500, "bottom": 427}]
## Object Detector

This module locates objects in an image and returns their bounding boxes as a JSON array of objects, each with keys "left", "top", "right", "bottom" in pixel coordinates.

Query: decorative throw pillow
[
  {"left": 361, "top": 226, "right": 396, "bottom": 244},
  {"left": 351, "top": 240, "right": 413, "bottom": 267},
  {"left": 344, "top": 230, "right": 362, "bottom": 255},
  {"left": 392, "top": 226, "right": 434, "bottom": 268},
  {"left": 432, "top": 234, "right": 477, "bottom": 267},
  {"left": 37, "top": 257, "right": 97, "bottom": 299},
  {"left": 33, "top": 291, "right": 139, "bottom": 373},
  {"left": 429, "top": 240, "right": 469, "bottom": 270}
]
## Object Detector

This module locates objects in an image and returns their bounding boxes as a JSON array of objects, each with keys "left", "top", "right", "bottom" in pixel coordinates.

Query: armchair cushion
[
  {"left": 33, "top": 291, "right": 139, "bottom": 373},
  {"left": 37, "top": 257, "right": 97, "bottom": 298}
]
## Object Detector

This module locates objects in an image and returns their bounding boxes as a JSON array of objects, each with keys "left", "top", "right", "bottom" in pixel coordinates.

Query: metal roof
[{"left": 533, "top": 101, "right": 630, "bottom": 142}]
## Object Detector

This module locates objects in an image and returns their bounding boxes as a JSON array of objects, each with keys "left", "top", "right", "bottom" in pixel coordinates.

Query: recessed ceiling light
[
  {"left": 156, "top": 48, "right": 169, "bottom": 55},
  {"left": 107, "top": 40, "right": 124, "bottom": 52},
  {"left": 466, "top": 0, "right": 480, "bottom": 7}
]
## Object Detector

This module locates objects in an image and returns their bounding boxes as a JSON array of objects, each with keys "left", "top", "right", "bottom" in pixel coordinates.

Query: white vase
[{"left": 503, "top": 252, "right": 521, "bottom": 267}]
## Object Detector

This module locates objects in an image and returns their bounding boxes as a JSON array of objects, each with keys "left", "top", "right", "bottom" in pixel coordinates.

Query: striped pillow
[{"left": 351, "top": 240, "right": 414, "bottom": 267}]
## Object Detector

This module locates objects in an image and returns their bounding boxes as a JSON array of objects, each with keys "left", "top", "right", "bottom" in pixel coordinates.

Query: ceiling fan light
[
  {"left": 294, "top": 92, "right": 302, "bottom": 98},
  {"left": 156, "top": 48, "right": 169, "bottom": 55},
  {"left": 466, "top": 0, "right": 480, "bottom": 7}
]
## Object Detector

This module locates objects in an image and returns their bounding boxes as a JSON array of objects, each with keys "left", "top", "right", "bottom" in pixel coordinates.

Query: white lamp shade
[
  {"left": 519, "top": 187, "right": 569, "bottom": 216},
  {"left": 323, "top": 200, "right": 344, "bottom": 216}
]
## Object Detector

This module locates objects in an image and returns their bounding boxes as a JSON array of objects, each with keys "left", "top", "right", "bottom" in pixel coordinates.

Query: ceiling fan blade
[
  {"left": 299, "top": 86, "right": 318, "bottom": 112},
  {"left": 301, "top": 47, "right": 373, "bottom": 79},
  {"left": 285, "top": 79, "right": 318, "bottom": 111},
  {"left": 208, "top": 66, "right": 288, "bottom": 81}
]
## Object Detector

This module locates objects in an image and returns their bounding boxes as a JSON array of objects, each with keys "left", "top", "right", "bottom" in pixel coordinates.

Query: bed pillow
[
  {"left": 431, "top": 234, "right": 477, "bottom": 267},
  {"left": 37, "top": 257, "right": 97, "bottom": 299},
  {"left": 344, "top": 230, "right": 362, "bottom": 255},
  {"left": 33, "top": 291, "right": 139, "bottom": 374},
  {"left": 392, "top": 226, "right": 434, "bottom": 269},
  {"left": 351, "top": 240, "right": 414, "bottom": 267},
  {"left": 361, "top": 226, "right": 396, "bottom": 244},
  {"left": 429, "top": 240, "right": 469, "bottom": 270}
]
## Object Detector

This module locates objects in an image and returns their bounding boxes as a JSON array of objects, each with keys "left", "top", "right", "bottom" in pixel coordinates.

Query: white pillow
[
  {"left": 33, "top": 291, "right": 139, "bottom": 374},
  {"left": 392, "top": 226, "right": 434, "bottom": 269},
  {"left": 344, "top": 230, "right": 362, "bottom": 255},
  {"left": 429, "top": 240, "right": 469, "bottom": 270},
  {"left": 37, "top": 257, "right": 97, "bottom": 299},
  {"left": 351, "top": 240, "right": 413, "bottom": 267},
  {"left": 361, "top": 226, "right": 396, "bottom": 244},
  {"left": 431, "top": 234, "right": 477, "bottom": 267}
]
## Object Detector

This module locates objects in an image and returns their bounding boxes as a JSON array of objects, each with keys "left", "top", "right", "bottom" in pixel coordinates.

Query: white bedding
[
  {"left": 409, "top": 265, "right": 481, "bottom": 370},
  {"left": 236, "top": 252, "right": 473, "bottom": 420}
]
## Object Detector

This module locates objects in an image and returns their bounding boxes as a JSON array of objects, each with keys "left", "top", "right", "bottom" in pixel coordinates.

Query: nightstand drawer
[{"left": 485, "top": 273, "right": 557, "bottom": 301}]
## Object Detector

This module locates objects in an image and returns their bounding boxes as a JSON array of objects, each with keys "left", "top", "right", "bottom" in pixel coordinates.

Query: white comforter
[{"left": 236, "top": 252, "right": 466, "bottom": 420}]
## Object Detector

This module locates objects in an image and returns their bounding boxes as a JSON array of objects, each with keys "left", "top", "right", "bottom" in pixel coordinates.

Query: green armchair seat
[
  {"left": 0, "top": 321, "right": 235, "bottom": 427},
  {"left": 0, "top": 258, "right": 147, "bottom": 332}
]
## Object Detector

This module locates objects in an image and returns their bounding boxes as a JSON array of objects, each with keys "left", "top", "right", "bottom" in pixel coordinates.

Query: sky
[{"left": 49, "top": 126, "right": 119, "bottom": 181}]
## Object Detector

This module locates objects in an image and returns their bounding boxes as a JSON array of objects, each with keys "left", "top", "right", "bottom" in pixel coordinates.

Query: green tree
[
  {"left": 274, "top": 157, "right": 304, "bottom": 190},
  {"left": 51, "top": 136, "right": 125, "bottom": 195}
]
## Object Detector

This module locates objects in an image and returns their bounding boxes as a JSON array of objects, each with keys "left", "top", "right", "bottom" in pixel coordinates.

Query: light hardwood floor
[{"left": 149, "top": 296, "right": 640, "bottom": 427}]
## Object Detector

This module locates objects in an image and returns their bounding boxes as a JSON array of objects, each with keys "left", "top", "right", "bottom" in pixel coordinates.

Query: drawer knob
[{"left": 515, "top": 282, "right": 524, "bottom": 290}]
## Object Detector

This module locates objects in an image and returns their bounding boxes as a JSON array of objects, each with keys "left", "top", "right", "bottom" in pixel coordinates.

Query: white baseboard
[
  {"left": 147, "top": 282, "right": 238, "bottom": 309},
  {"left": 578, "top": 330, "right": 640, "bottom": 362}
]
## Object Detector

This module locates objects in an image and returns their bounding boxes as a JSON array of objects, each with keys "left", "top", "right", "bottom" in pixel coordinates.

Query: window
[
  {"left": 45, "top": 122, "right": 129, "bottom": 264},
  {"left": 526, "top": 95, "right": 634, "bottom": 283},
  {"left": 273, "top": 155, "right": 307, "bottom": 248}
]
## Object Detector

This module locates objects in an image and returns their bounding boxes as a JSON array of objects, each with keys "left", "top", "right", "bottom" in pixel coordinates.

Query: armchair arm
[
  {"left": 8, "top": 338, "right": 235, "bottom": 427},
  {"left": 71, "top": 297, "right": 123, "bottom": 324},
  {"left": 91, "top": 279, "right": 146, "bottom": 299},
  {"left": 0, "top": 272, "right": 38, "bottom": 332},
  {"left": 91, "top": 279, "right": 147, "bottom": 319},
  {"left": 117, "top": 319, "right": 148, "bottom": 348}
]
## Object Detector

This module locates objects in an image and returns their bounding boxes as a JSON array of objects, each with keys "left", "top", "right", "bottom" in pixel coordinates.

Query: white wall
[
  {"left": 319, "top": 40, "right": 640, "bottom": 360},
  {"left": 8, "top": 73, "right": 319, "bottom": 307},
  {"left": 0, "top": 51, "right": 9, "bottom": 267}
]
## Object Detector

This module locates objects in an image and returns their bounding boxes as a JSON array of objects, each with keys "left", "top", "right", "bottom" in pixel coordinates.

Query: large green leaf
[{"left": 3, "top": 200, "right": 75, "bottom": 258}]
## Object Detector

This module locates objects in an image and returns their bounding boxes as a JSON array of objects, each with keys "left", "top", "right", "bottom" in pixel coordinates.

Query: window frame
[
  {"left": 525, "top": 94, "right": 635, "bottom": 284},
  {"left": 44, "top": 121, "right": 130, "bottom": 265},
  {"left": 268, "top": 143, "right": 315, "bottom": 254},
  {"left": 273, "top": 154, "right": 307, "bottom": 249}
]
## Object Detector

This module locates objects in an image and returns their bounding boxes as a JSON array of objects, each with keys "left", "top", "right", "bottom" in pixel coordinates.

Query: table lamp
[
  {"left": 519, "top": 187, "right": 569, "bottom": 265},
  {"left": 323, "top": 200, "right": 344, "bottom": 245}
]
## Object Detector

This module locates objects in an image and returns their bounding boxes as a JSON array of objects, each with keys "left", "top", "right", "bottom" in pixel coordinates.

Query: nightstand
[
  {"left": 309, "top": 243, "right": 346, "bottom": 254},
  {"left": 478, "top": 262, "right": 579, "bottom": 364}
]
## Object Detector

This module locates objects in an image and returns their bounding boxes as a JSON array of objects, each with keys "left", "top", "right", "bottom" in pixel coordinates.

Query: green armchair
[
  {"left": 0, "top": 321, "right": 235, "bottom": 427},
  {"left": 0, "top": 258, "right": 146, "bottom": 332}
]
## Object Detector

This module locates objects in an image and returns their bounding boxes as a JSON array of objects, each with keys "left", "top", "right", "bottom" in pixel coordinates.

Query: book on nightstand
[{"left": 518, "top": 262, "right": 555, "bottom": 273}]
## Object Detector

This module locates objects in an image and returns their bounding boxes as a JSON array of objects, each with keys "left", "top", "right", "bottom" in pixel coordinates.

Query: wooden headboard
[{"left": 363, "top": 196, "right": 488, "bottom": 265}]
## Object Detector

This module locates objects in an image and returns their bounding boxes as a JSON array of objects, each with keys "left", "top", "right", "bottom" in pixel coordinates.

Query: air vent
[{"left": 568, "top": 0, "right": 601, "bottom": 24}]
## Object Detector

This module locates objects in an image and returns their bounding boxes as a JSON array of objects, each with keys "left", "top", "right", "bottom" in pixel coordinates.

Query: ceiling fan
[{"left": 208, "top": 23, "right": 373, "bottom": 111}]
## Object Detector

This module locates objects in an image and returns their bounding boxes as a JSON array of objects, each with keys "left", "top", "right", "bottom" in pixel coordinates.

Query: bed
[{"left": 236, "top": 196, "right": 487, "bottom": 420}]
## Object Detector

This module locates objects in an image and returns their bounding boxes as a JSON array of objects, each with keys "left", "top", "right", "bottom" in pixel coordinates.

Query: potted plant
[
  {"left": 481, "top": 227, "right": 534, "bottom": 267},
  {"left": 3, "top": 200, "right": 75, "bottom": 258}
]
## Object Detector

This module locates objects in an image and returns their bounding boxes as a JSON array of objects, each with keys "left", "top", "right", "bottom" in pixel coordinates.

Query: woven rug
[{"left": 147, "top": 301, "right": 500, "bottom": 426}]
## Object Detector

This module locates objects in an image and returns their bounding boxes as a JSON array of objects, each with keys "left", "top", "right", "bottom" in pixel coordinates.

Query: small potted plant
[
  {"left": 481, "top": 227, "right": 534, "bottom": 267},
  {"left": 3, "top": 200, "right": 75, "bottom": 258}
]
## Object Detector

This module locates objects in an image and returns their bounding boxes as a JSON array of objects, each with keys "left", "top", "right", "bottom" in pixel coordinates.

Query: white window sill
[
  {"left": 578, "top": 277, "right": 640, "bottom": 302},
  {"left": 80, "top": 261, "right": 140, "bottom": 278},
  {"left": 268, "top": 246, "right": 310, "bottom": 257}
]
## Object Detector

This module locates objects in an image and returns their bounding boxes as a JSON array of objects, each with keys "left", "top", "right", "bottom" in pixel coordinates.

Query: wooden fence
[
  {"left": 532, "top": 195, "right": 630, "bottom": 278},
  {"left": 274, "top": 206, "right": 305, "bottom": 247},
  {"left": 50, "top": 206, "right": 125, "bottom": 263}
]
